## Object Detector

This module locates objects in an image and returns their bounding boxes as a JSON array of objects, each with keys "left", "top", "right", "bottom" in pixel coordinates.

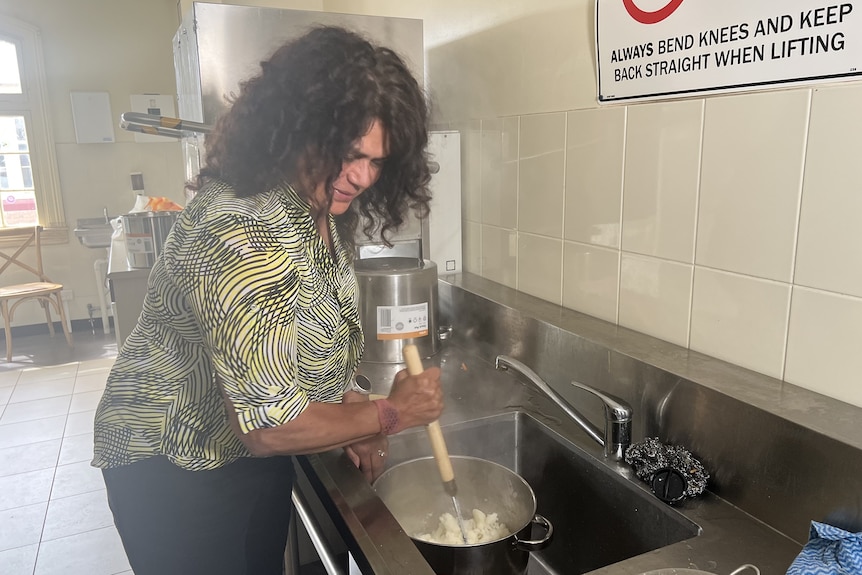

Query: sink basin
[
  {"left": 383, "top": 412, "right": 701, "bottom": 574},
  {"left": 74, "top": 217, "right": 114, "bottom": 248}
]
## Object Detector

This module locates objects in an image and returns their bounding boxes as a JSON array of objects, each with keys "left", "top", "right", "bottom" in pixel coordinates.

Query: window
[
  {"left": 0, "top": 113, "right": 38, "bottom": 226},
  {"left": 0, "top": 16, "right": 66, "bottom": 238}
]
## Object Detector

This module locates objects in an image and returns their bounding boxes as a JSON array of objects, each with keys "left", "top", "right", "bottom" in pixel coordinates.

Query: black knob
[{"left": 651, "top": 467, "right": 687, "bottom": 504}]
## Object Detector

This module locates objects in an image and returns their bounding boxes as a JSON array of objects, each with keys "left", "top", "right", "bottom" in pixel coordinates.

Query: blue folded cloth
[{"left": 786, "top": 521, "right": 862, "bottom": 575}]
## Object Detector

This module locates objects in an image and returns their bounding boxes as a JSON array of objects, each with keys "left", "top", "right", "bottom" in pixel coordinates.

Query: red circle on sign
[{"left": 623, "top": 0, "right": 685, "bottom": 24}]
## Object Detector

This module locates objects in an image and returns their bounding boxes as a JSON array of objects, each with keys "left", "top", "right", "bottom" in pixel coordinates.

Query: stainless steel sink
[
  {"left": 384, "top": 411, "right": 700, "bottom": 574},
  {"left": 73, "top": 217, "right": 114, "bottom": 248}
]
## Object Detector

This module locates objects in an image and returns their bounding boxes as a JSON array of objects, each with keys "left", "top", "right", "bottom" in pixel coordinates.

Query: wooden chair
[{"left": 0, "top": 226, "right": 73, "bottom": 361}]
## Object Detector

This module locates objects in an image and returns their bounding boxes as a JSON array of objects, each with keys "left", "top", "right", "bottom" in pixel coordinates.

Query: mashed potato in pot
[{"left": 415, "top": 508, "right": 509, "bottom": 545}]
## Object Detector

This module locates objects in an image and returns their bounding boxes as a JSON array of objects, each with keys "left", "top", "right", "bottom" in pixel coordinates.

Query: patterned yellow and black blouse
[{"left": 92, "top": 180, "right": 364, "bottom": 471}]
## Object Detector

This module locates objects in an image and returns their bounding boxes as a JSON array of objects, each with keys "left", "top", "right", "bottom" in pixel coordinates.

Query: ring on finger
[{"left": 377, "top": 449, "right": 386, "bottom": 457}]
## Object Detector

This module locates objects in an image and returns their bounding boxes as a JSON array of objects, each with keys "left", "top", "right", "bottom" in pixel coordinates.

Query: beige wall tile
[
  {"left": 481, "top": 225, "right": 517, "bottom": 289},
  {"left": 696, "top": 90, "right": 810, "bottom": 282},
  {"left": 480, "top": 118, "right": 502, "bottom": 225},
  {"left": 519, "top": 113, "right": 565, "bottom": 159},
  {"left": 622, "top": 100, "right": 703, "bottom": 263},
  {"left": 481, "top": 119, "right": 517, "bottom": 229},
  {"left": 518, "top": 151, "right": 565, "bottom": 237},
  {"left": 453, "top": 120, "right": 482, "bottom": 223},
  {"left": 785, "top": 287, "right": 862, "bottom": 408},
  {"left": 562, "top": 241, "right": 619, "bottom": 323},
  {"left": 462, "top": 220, "right": 482, "bottom": 275},
  {"left": 795, "top": 84, "right": 862, "bottom": 298},
  {"left": 564, "top": 107, "right": 625, "bottom": 247},
  {"left": 518, "top": 233, "right": 562, "bottom": 305},
  {"left": 499, "top": 162, "right": 519, "bottom": 229},
  {"left": 502, "top": 116, "right": 519, "bottom": 163},
  {"left": 619, "top": 254, "right": 692, "bottom": 348},
  {"left": 518, "top": 113, "right": 566, "bottom": 237},
  {"left": 690, "top": 268, "right": 790, "bottom": 379}
]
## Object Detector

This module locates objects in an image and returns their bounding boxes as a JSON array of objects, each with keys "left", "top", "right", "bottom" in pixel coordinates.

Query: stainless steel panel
[
  {"left": 438, "top": 273, "right": 862, "bottom": 546},
  {"left": 355, "top": 258, "right": 439, "bottom": 363},
  {"left": 174, "top": 3, "right": 423, "bottom": 131},
  {"left": 302, "top": 341, "right": 802, "bottom": 575},
  {"left": 282, "top": 272, "right": 862, "bottom": 573},
  {"left": 173, "top": 8, "right": 203, "bottom": 123}
]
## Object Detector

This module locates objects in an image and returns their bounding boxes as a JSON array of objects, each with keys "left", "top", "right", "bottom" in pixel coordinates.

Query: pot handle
[
  {"left": 728, "top": 565, "right": 760, "bottom": 575},
  {"left": 512, "top": 514, "right": 553, "bottom": 552}
]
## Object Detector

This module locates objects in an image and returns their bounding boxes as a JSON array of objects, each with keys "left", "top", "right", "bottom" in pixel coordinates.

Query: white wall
[
  {"left": 324, "top": 0, "right": 862, "bottom": 409},
  {"left": 0, "top": 0, "right": 184, "bottom": 326},
  {"left": 0, "top": 0, "right": 324, "bottom": 327}
]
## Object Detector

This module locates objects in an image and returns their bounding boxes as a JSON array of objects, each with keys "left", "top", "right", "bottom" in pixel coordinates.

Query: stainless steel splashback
[
  {"left": 171, "top": 2, "right": 427, "bottom": 238},
  {"left": 173, "top": 2, "right": 423, "bottom": 131},
  {"left": 438, "top": 272, "right": 862, "bottom": 546}
]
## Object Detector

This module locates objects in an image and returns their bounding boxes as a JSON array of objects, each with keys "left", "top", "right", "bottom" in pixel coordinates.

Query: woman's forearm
[{"left": 226, "top": 397, "right": 382, "bottom": 457}]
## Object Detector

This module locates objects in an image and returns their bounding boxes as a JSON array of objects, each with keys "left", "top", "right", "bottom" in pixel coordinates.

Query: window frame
[{"left": 0, "top": 16, "right": 67, "bottom": 244}]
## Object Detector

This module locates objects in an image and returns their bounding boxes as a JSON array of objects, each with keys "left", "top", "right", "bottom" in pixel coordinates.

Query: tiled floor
[{"left": 0, "top": 331, "right": 131, "bottom": 575}]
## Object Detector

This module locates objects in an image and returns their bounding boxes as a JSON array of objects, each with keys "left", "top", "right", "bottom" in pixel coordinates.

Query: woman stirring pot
[{"left": 92, "top": 26, "right": 443, "bottom": 575}]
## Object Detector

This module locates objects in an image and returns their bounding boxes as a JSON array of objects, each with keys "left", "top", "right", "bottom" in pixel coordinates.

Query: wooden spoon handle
[{"left": 402, "top": 344, "right": 455, "bottom": 485}]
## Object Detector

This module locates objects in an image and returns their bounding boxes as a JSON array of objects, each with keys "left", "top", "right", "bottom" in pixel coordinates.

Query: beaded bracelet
[{"left": 373, "top": 398, "right": 403, "bottom": 436}]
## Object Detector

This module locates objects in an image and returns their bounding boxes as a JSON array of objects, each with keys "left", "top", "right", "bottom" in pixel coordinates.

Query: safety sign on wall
[{"left": 596, "top": 0, "right": 862, "bottom": 102}]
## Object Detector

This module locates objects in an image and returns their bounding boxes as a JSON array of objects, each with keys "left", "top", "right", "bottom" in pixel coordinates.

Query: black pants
[{"left": 102, "top": 455, "right": 295, "bottom": 575}]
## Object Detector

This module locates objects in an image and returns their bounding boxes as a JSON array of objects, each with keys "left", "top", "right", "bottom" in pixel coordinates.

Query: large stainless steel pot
[
  {"left": 122, "top": 211, "right": 180, "bottom": 268},
  {"left": 373, "top": 456, "right": 553, "bottom": 575},
  {"left": 354, "top": 257, "right": 440, "bottom": 362}
]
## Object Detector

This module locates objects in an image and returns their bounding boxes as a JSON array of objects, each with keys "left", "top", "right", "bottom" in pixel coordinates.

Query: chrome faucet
[{"left": 495, "top": 355, "right": 633, "bottom": 461}]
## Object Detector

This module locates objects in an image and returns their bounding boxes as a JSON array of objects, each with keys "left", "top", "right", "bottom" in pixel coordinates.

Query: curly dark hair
[{"left": 189, "top": 26, "right": 432, "bottom": 249}]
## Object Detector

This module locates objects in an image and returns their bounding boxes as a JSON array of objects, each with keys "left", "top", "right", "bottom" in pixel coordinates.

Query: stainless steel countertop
[{"left": 298, "top": 343, "right": 802, "bottom": 575}]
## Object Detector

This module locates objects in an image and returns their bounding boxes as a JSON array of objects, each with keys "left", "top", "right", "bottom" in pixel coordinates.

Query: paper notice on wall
[{"left": 596, "top": 0, "right": 862, "bottom": 103}]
